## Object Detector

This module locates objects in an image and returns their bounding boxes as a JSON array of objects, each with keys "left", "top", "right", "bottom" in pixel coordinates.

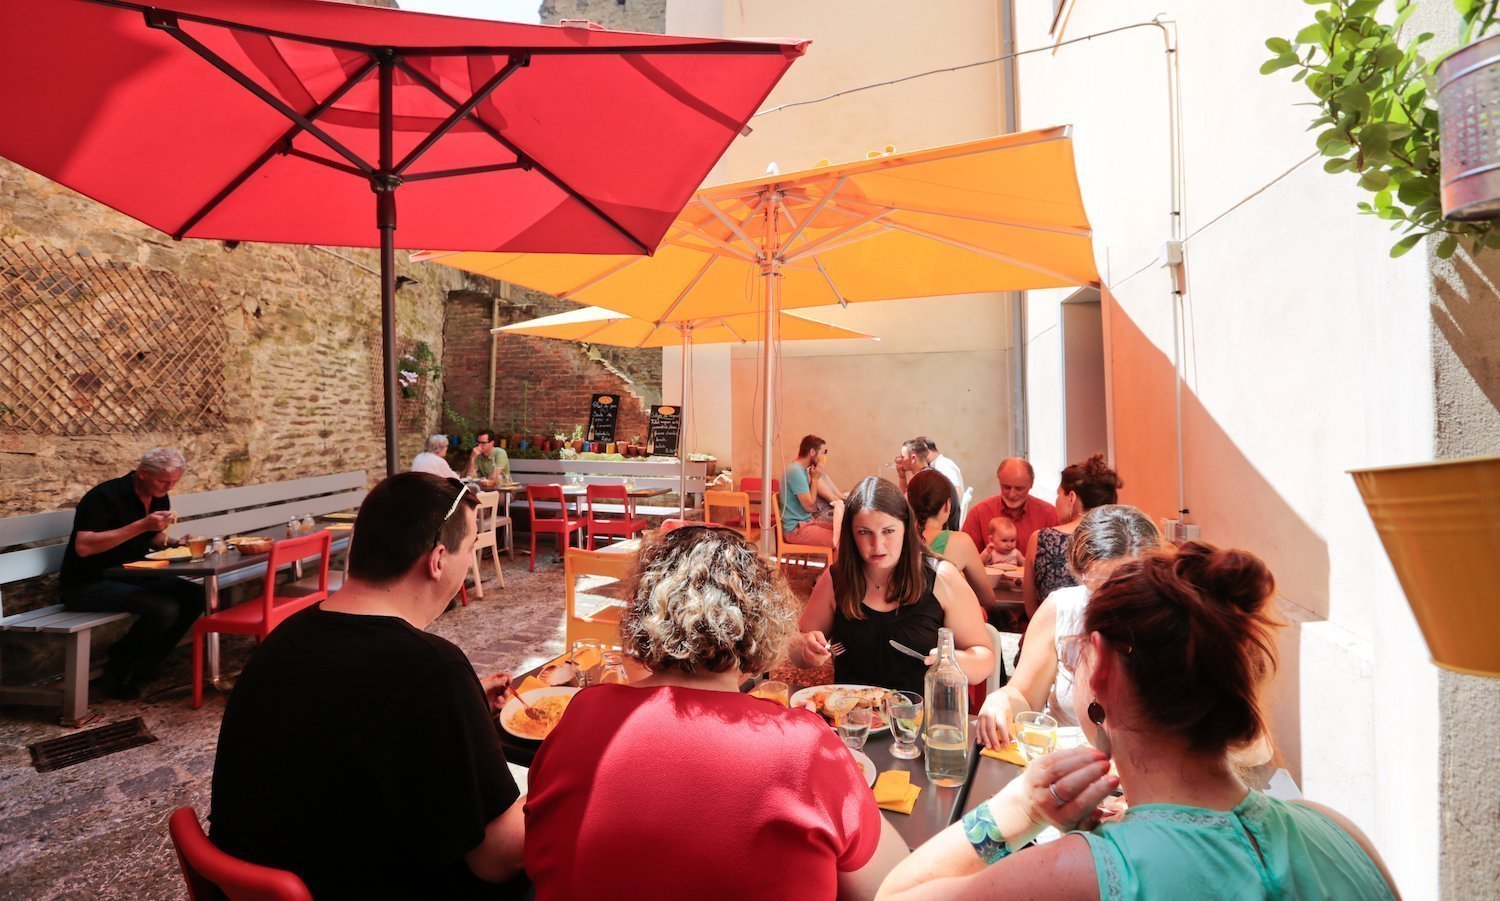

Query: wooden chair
[
  {"left": 469, "top": 490, "right": 505, "bottom": 597},
  {"left": 564, "top": 548, "right": 633, "bottom": 647},
  {"left": 169, "top": 807, "right": 312, "bottom": 901},
  {"left": 191, "top": 532, "right": 332, "bottom": 709},
  {"left": 584, "top": 483, "right": 649, "bottom": 549},
  {"left": 704, "top": 490, "right": 757, "bottom": 541},
  {"left": 739, "top": 477, "right": 780, "bottom": 531},
  {"left": 767, "top": 495, "right": 835, "bottom": 571},
  {"left": 525, "top": 484, "right": 584, "bottom": 572}
]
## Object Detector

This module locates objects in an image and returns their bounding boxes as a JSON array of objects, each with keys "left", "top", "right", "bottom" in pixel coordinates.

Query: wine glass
[
  {"left": 884, "top": 690, "right": 924, "bottom": 759},
  {"left": 837, "top": 707, "right": 874, "bottom": 751},
  {"left": 570, "top": 639, "right": 604, "bottom": 687},
  {"left": 1013, "top": 711, "right": 1059, "bottom": 762}
]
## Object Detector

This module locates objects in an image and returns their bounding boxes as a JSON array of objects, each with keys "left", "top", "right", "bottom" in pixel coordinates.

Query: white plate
[
  {"left": 497, "top": 686, "right": 579, "bottom": 740},
  {"left": 790, "top": 684, "right": 893, "bottom": 730},
  {"left": 848, "top": 748, "right": 876, "bottom": 786}
]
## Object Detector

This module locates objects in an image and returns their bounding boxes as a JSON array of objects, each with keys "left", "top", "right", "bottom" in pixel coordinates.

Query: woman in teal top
[{"left": 876, "top": 541, "right": 1398, "bottom": 901}]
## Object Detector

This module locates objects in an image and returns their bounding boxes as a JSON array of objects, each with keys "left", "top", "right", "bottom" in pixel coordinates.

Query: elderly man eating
[{"left": 59, "top": 447, "right": 202, "bottom": 699}]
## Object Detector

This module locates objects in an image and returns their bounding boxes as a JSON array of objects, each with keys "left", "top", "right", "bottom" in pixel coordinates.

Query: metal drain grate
[{"left": 29, "top": 717, "right": 158, "bottom": 772}]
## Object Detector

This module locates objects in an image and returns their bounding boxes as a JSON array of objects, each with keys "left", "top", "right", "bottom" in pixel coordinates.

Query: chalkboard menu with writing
[
  {"left": 647, "top": 404, "right": 682, "bottom": 457},
  {"left": 587, "top": 394, "right": 620, "bottom": 443}
]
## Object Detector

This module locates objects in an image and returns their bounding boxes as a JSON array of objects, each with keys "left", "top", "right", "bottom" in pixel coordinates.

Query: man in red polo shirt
[{"left": 961, "top": 457, "right": 1058, "bottom": 557}]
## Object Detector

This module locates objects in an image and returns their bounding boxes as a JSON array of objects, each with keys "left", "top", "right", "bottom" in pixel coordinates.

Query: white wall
[
  {"left": 661, "top": 343, "right": 732, "bottom": 463},
  {"left": 1013, "top": 1, "right": 1440, "bottom": 895}
]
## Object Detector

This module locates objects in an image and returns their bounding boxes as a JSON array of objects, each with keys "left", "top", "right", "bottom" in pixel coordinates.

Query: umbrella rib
[
  {"left": 394, "top": 55, "right": 528, "bottom": 177},
  {"left": 284, "top": 147, "right": 367, "bottom": 179},
  {"left": 780, "top": 210, "right": 891, "bottom": 262},
  {"left": 394, "top": 59, "right": 650, "bottom": 255},
  {"left": 655, "top": 255, "right": 720, "bottom": 324},
  {"left": 810, "top": 256, "right": 849, "bottom": 308},
  {"left": 148, "top": 14, "right": 374, "bottom": 177},
  {"left": 668, "top": 224, "right": 759, "bottom": 262},
  {"left": 170, "top": 57, "right": 378, "bottom": 239},
  {"left": 827, "top": 196, "right": 1091, "bottom": 239},
  {"left": 781, "top": 177, "right": 845, "bottom": 250},
  {"left": 403, "top": 161, "right": 528, "bottom": 183},
  {"left": 720, "top": 319, "right": 750, "bottom": 343},
  {"left": 702, "top": 198, "right": 766, "bottom": 261},
  {"left": 881, "top": 219, "right": 1085, "bottom": 285},
  {"left": 557, "top": 255, "right": 650, "bottom": 299}
]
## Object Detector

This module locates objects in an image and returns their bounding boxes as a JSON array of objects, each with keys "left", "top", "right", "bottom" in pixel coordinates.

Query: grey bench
[{"left": 0, "top": 471, "right": 367, "bottom": 726}]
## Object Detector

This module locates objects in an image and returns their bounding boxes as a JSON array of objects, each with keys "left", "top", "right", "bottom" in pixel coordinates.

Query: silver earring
[{"left": 1088, "top": 700, "right": 1112, "bottom": 758}]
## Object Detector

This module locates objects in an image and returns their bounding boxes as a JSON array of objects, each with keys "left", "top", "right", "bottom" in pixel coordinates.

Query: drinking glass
[
  {"left": 1013, "top": 711, "right": 1059, "bottom": 762},
  {"left": 824, "top": 692, "right": 858, "bottom": 725},
  {"left": 570, "top": 639, "right": 604, "bottom": 688},
  {"left": 750, "top": 680, "right": 789, "bottom": 706},
  {"left": 187, "top": 536, "right": 210, "bottom": 560},
  {"left": 598, "top": 651, "right": 631, "bottom": 686},
  {"left": 884, "top": 690, "right": 924, "bottom": 760},
  {"left": 837, "top": 707, "right": 874, "bottom": 751}
]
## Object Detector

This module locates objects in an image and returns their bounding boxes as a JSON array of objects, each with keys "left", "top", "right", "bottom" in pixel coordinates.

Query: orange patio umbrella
[
  {"left": 419, "top": 127, "right": 1098, "bottom": 545},
  {"left": 493, "top": 305, "right": 875, "bottom": 514}
]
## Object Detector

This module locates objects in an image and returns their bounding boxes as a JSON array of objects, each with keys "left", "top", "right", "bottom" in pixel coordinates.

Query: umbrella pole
[
  {"left": 679, "top": 326, "right": 691, "bottom": 518},
  {"left": 759, "top": 194, "right": 781, "bottom": 556},
  {"left": 378, "top": 53, "right": 399, "bottom": 478}
]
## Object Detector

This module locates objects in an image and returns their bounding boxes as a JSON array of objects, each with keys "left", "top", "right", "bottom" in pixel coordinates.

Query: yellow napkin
[
  {"left": 323, "top": 512, "right": 359, "bottom": 521},
  {"left": 124, "top": 560, "right": 170, "bottom": 569},
  {"left": 981, "top": 743, "right": 1028, "bottom": 767},
  {"left": 324, "top": 523, "right": 353, "bottom": 531},
  {"left": 872, "top": 770, "right": 911, "bottom": 805},
  {"left": 515, "top": 675, "right": 547, "bottom": 696},
  {"left": 878, "top": 783, "right": 922, "bottom": 815}
]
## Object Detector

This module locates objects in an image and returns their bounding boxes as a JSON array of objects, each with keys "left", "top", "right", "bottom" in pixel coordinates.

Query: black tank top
[{"left": 830, "top": 561, "right": 944, "bottom": 697}]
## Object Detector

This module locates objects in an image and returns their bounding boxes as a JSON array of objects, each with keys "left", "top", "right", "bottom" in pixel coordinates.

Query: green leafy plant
[
  {"left": 1263, "top": 0, "right": 1500, "bottom": 258},
  {"left": 397, "top": 340, "right": 441, "bottom": 399}
]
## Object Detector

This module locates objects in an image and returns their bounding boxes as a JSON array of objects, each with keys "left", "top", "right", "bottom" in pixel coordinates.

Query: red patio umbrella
[{"left": 0, "top": 0, "right": 804, "bottom": 474}]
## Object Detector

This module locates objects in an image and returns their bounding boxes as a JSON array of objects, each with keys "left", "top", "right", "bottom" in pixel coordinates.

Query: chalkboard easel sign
[
  {"left": 647, "top": 404, "right": 682, "bottom": 457},
  {"left": 587, "top": 394, "right": 620, "bottom": 443}
]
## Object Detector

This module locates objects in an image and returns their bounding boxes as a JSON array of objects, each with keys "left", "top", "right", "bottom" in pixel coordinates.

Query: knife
[{"left": 888, "top": 639, "right": 929, "bottom": 662}]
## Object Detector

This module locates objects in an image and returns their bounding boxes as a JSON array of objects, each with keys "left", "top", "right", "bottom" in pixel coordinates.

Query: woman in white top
[
  {"left": 976, "top": 505, "right": 1161, "bottom": 747},
  {"left": 410, "top": 434, "right": 461, "bottom": 480}
]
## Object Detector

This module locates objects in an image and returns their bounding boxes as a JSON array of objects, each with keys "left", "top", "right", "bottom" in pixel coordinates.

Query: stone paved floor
[{"left": 0, "top": 554, "right": 825, "bottom": 899}]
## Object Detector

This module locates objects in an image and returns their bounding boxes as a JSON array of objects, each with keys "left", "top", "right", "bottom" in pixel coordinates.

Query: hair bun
[
  {"left": 1171, "top": 541, "right": 1274, "bottom": 615},
  {"left": 1083, "top": 453, "right": 1123, "bottom": 489}
]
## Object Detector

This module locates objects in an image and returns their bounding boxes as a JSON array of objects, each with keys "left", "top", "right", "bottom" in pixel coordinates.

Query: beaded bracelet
[{"left": 961, "top": 801, "right": 1014, "bottom": 865}]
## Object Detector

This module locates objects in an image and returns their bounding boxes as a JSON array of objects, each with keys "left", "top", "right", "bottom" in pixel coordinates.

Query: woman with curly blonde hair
[{"left": 524, "top": 526, "right": 907, "bottom": 900}]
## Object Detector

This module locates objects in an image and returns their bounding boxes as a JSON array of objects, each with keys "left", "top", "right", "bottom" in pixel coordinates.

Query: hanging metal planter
[
  {"left": 1439, "top": 33, "right": 1500, "bottom": 221},
  {"left": 1350, "top": 456, "right": 1500, "bottom": 677}
]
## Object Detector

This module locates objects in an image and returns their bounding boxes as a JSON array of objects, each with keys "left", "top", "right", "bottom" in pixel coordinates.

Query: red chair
[
  {"left": 192, "top": 531, "right": 332, "bottom": 709},
  {"left": 168, "top": 806, "right": 312, "bottom": 901},
  {"left": 584, "top": 483, "right": 649, "bottom": 549},
  {"left": 526, "top": 484, "right": 585, "bottom": 571},
  {"left": 740, "top": 477, "right": 780, "bottom": 529}
]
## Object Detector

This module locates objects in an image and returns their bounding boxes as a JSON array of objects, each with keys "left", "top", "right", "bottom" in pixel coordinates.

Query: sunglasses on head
[{"left": 434, "top": 479, "right": 477, "bottom": 548}]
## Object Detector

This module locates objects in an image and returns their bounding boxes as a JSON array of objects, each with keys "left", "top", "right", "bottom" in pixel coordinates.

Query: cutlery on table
[{"left": 888, "top": 639, "right": 929, "bottom": 662}]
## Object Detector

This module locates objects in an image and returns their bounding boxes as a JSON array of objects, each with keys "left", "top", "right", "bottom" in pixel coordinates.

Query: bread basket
[{"left": 229, "top": 537, "right": 274, "bottom": 555}]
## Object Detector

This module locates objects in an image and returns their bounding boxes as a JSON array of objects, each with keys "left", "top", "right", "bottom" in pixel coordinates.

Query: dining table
[{"left": 105, "top": 522, "right": 353, "bottom": 690}]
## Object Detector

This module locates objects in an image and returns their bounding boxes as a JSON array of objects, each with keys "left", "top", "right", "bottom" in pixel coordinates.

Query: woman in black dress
[{"left": 790, "top": 477, "right": 993, "bottom": 697}]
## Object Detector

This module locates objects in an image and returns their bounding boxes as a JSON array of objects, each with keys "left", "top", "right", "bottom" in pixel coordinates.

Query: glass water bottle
[{"left": 923, "top": 627, "right": 969, "bottom": 787}]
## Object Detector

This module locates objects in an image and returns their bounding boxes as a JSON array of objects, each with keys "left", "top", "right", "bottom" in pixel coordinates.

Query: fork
[{"left": 827, "top": 641, "right": 847, "bottom": 657}]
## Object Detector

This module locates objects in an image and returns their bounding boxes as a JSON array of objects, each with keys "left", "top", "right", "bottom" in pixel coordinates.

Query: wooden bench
[
  {"left": 507, "top": 459, "right": 709, "bottom": 517},
  {"left": 0, "top": 471, "right": 367, "bottom": 726}
]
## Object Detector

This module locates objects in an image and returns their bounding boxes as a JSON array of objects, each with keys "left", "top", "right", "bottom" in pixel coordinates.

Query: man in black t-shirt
[
  {"left": 60, "top": 447, "right": 202, "bottom": 700},
  {"left": 210, "top": 473, "right": 528, "bottom": 899}
]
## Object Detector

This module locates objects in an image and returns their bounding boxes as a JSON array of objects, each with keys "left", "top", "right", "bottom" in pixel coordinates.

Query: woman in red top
[{"left": 524, "top": 526, "right": 909, "bottom": 900}]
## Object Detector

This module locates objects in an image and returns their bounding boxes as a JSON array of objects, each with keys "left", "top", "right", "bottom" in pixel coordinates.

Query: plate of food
[
  {"left": 498, "top": 686, "right": 579, "bottom": 741},
  {"left": 144, "top": 547, "right": 192, "bottom": 561},
  {"left": 791, "top": 684, "right": 895, "bottom": 730},
  {"left": 848, "top": 748, "right": 876, "bottom": 786}
]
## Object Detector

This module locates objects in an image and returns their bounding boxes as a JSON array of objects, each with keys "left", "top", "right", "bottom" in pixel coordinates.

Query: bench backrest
[
  {"left": 508, "top": 459, "right": 707, "bottom": 496},
  {"left": 0, "top": 471, "right": 367, "bottom": 613}
]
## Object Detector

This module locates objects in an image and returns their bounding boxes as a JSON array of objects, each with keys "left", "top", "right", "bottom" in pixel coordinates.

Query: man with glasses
[
  {"left": 211, "top": 473, "right": 528, "bottom": 899},
  {"left": 781, "top": 434, "right": 841, "bottom": 549},
  {"left": 465, "top": 427, "right": 510, "bottom": 485},
  {"left": 60, "top": 447, "right": 201, "bottom": 700}
]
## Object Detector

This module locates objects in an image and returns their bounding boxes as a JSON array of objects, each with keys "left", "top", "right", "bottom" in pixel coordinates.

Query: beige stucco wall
[
  {"left": 1014, "top": 2, "right": 1500, "bottom": 897},
  {"left": 666, "top": 0, "right": 1019, "bottom": 488}
]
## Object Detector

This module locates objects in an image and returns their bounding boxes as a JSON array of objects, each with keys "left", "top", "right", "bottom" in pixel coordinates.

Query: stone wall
[{"left": 539, "top": 0, "right": 665, "bottom": 32}]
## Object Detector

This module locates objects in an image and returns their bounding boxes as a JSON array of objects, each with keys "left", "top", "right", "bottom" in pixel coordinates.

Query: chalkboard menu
[
  {"left": 587, "top": 394, "right": 620, "bottom": 443},
  {"left": 647, "top": 404, "right": 682, "bottom": 457}
]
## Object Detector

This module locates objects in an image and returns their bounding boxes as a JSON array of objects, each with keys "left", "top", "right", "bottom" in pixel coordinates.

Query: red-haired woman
[
  {"left": 790, "top": 477, "right": 993, "bottom": 697},
  {"left": 877, "top": 542, "right": 1398, "bottom": 900}
]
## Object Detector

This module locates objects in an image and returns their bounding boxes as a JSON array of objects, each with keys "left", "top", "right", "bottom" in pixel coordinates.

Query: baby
[{"left": 980, "top": 517, "right": 1024, "bottom": 567}]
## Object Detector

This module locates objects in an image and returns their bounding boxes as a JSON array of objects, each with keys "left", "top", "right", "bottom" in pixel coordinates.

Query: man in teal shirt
[{"left": 782, "top": 435, "right": 838, "bottom": 547}]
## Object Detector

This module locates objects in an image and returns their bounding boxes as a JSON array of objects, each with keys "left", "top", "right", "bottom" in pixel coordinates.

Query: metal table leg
[{"left": 205, "top": 574, "right": 229, "bottom": 690}]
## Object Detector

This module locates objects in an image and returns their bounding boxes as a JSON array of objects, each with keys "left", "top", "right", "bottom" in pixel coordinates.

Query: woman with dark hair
[
  {"left": 790, "top": 477, "right": 994, "bottom": 697},
  {"left": 877, "top": 542, "right": 1398, "bottom": 900},
  {"left": 907, "top": 469, "right": 995, "bottom": 610},
  {"left": 1023, "top": 454, "right": 1123, "bottom": 616}
]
